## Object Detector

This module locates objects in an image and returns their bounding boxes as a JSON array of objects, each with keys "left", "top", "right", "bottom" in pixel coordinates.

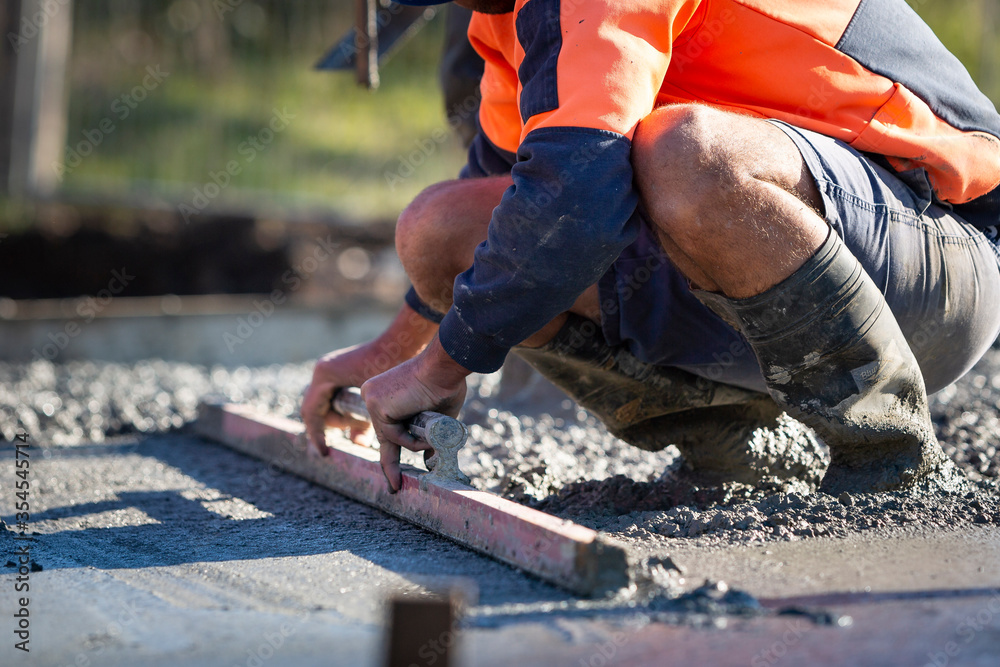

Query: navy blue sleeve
[
  {"left": 460, "top": 130, "right": 517, "bottom": 179},
  {"left": 438, "top": 126, "right": 641, "bottom": 373},
  {"left": 404, "top": 286, "right": 445, "bottom": 324}
]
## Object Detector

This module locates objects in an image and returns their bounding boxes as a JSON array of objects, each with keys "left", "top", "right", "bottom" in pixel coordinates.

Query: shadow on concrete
[{"left": 1, "top": 436, "right": 569, "bottom": 606}]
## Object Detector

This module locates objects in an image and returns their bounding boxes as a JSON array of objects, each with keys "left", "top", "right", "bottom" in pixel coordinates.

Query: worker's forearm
[
  {"left": 440, "top": 128, "right": 639, "bottom": 374},
  {"left": 418, "top": 333, "right": 473, "bottom": 389},
  {"left": 361, "top": 303, "right": 440, "bottom": 379}
]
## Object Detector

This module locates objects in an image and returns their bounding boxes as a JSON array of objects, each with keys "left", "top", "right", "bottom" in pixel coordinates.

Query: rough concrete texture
[
  {"left": 514, "top": 328, "right": 830, "bottom": 489},
  {"left": 2, "top": 433, "right": 1000, "bottom": 666},
  {"left": 1, "top": 343, "right": 998, "bottom": 664},
  {"left": 1, "top": 342, "right": 998, "bottom": 545}
]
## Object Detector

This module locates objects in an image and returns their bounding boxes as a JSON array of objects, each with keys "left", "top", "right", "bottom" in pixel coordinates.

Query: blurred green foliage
[
  {"left": 916, "top": 0, "right": 1000, "bottom": 101},
  {"left": 57, "top": 0, "right": 1000, "bottom": 222},
  {"left": 61, "top": 0, "right": 465, "bottom": 220}
]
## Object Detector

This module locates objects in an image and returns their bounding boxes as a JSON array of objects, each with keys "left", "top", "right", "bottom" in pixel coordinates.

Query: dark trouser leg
[
  {"left": 696, "top": 230, "right": 958, "bottom": 493},
  {"left": 515, "top": 314, "right": 827, "bottom": 486},
  {"left": 439, "top": 5, "right": 483, "bottom": 148}
]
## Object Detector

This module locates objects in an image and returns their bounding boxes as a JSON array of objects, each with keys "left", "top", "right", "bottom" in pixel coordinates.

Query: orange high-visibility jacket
[{"left": 437, "top": 0, "right": 1000, "bottom": 374}]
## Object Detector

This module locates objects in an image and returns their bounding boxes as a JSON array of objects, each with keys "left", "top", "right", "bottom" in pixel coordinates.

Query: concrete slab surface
[{"left": 2, "top": 434, "right": 999, "bottom": 666}]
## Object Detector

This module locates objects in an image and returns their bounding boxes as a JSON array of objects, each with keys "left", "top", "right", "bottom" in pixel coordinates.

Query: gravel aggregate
[{"left": 2, "top": 341, "right": 997, "bottom": 547}]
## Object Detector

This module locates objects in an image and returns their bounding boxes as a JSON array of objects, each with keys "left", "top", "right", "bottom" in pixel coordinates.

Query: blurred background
[
  {"left": 0, "top": 0, "right": 998, "bottom": 370},
  {"left": 7, "top": 0, "right": 467, "bottom": 220},
  {"left": 0, "top": 0, "right": 476, "bottom": 368},
  {"left": 24, "top": 0, "right": 1000, "bottom": 217}
]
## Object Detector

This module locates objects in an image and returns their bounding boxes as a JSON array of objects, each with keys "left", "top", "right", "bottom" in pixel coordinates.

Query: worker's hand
[
  {"left": 361, "top": 335, "right": 470, "bottom": 493},
  {"left": 302, "top": 304, "right": 443, "bottom": 458},
  {"left": 302, "top": 343, "right": 382, "bottom": 456}
]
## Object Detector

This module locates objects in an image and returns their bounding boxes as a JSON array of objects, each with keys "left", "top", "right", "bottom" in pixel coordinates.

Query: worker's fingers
[
  {"left": 379, "top": 437, "right": 402, "bottom": 493},
  {"left": 366, "top": 403, "right": 432, "bottom": 493},
  {"left": 371, "top": 420, "right": 430, "bottom": 454},
  {"left": 375, "top": 423, "right": 431, "bottom": 493},
  {"left": 324, "top": 411, "right": 371, "bottom": 435},
  {"left": 323, "top": 412, "right": 375, "bottom": 447},
  {"left": 303, "top": 388, "right": 366, "bottom": 454},
  {"left": 303, "top": 350, "right": 353, "bottom": 456},
  {"left": 347, "top": 425, "right": 375, "bottom": 447},
  {"left": 359, "top": 349, "right": 466, "bottom": 486},
  {"left": 301, "top": 386, "right": 333, "bottom": 457}
]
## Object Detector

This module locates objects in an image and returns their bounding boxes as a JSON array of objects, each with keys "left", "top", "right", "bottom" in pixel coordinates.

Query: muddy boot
[
  {"left": 514, "top": 315, "right": 826, "bottom": 485},
  {"left": 695, "top": 231, "right": 952, "bottom": 494}
]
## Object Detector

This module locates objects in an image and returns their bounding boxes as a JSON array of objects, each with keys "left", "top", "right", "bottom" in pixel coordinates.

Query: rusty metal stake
[
  {"left": 355, "top": 0, "right": 379, "bottom": 89},
  {"left": 385, "top": 593, "right": 457, "bottom": 667}
]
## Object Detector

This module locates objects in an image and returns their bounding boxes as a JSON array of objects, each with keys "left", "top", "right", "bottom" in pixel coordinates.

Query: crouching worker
[{"left": 303, "top": 0, "right": 1000, "bottom": 494}]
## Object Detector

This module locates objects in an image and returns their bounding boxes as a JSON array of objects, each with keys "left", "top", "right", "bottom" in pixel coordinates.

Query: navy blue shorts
[{"left": 598, "top": 121, "right": 1000, "bottom": 395}]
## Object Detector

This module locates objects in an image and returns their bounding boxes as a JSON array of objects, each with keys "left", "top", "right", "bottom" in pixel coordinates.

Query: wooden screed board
[{"left": 194, "top": 402, "right": 631, "bottom": 597}]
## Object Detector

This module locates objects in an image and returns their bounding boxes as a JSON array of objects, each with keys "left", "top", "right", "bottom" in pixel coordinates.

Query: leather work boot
[
  {"left": 695, "top": 230, "right": 957, "bottom": 494},
  {"left": 514, "top": 315, "right": 826, "bottom": 486}
]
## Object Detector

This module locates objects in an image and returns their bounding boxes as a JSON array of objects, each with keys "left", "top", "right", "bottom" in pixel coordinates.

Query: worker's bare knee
[
  {"left": 395, "top": 181, "right": 457, "bottom": 274},
  {"left": 395, "top": 177, "right": 507, "bottom": 307},
  {"left": 632, "top": 105, "right": 755, "bottom": 241},
  {"left": 395, "top": 182, "right": 475, "bottom": 303}
]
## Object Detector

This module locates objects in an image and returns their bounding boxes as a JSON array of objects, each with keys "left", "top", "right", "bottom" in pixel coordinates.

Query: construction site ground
[{"left": 2, "top": 338, "right": 999, "bottom": 666}]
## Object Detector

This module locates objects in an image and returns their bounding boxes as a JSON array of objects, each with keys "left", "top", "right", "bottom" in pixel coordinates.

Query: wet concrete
[
  {"left": 661, "top": 527, "right": 1000, "bottom": 599},
  {"left": 0, "top": 340, "right": 997, "bottom": 664},
  {"left": 3, "top": 434, "right": 1000, "bottom": 666},
  {"left": 0, "top": 434, "right": 565, "bottom": 665},
  {"left": 514, "top": 328, "right": 829, "bottom": 489},
  {"left": 0, "top": 346, "right": 998, "bottom": 547}
]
